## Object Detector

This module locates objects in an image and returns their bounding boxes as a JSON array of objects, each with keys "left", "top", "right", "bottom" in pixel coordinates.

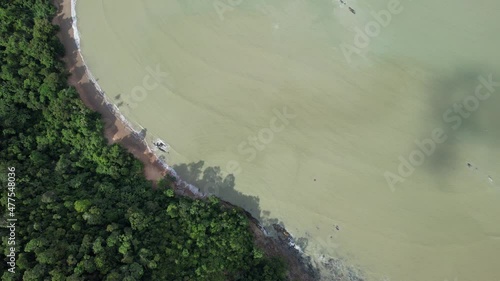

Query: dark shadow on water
[
  {"left": 172, "top": 161, "right": 365, "bottom": 280},
  {"left": 417, "top": 67, "right": 500, "bottom": 190},
  {"left": 173, "top": 161, "right": 262, "bottom": 217},
  {"left": 173, "top": 161, "right": 294, "bottom": 235}
]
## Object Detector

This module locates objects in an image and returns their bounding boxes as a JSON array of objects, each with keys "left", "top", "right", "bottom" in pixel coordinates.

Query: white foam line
[{"left": 70, "top": 0, "right": 206, "bottom": 198}]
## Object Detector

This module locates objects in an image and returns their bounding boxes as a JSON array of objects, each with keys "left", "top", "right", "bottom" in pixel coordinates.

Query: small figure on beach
[{"left": 335, "top": 225, "right": 340, "bottom": 231}]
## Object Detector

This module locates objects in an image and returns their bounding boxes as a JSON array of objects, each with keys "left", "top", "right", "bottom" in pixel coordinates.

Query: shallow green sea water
[{"left": 77, "top": 0, "right": 500, "bottom": 280}]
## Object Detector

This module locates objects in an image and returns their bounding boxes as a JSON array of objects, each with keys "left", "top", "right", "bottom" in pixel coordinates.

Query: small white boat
[{"left": 153, "top": 139, "right": 169, "bottom": 152}]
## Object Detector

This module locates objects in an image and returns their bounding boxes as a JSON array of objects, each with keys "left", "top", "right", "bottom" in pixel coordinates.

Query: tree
[{"left": 74, "top": 199, "right": 91, "bottom": 213}]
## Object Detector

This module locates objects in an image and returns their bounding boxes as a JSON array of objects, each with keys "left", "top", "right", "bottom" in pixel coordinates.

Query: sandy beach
[{"left": 52, "top": 0, "right": 168, "bottom": 185}]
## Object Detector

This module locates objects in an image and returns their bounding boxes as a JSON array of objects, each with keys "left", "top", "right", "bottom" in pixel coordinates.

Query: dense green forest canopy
[{"left": 0, "top": 0, "right": 287, "bottom": 280}]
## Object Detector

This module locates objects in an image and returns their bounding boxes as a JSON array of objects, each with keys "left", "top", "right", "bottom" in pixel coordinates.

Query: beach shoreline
[
  {"left": 53, "top": 0, "right": 170, "bottom": 187},
  {"left": 53, "top": 0, "right": 206, "bottom": 199},
  {"left": 52, "top": 1, "right": 319, "bottom": 279}
]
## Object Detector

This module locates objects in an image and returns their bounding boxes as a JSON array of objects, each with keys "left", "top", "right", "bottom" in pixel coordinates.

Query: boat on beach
[{"left": 153, "top": 139, "right": 169, "bottom": 152}]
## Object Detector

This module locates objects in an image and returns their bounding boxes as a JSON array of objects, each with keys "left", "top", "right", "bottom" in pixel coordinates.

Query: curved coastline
[
  {"left": 68, "top": 0, "right": 205, "bottom": 198},
  {"left": 54, "top": 1, "right": 500, "bottom": 280},
  {"left": 54, "top": 0, "right": 320, "bottom": 280}
]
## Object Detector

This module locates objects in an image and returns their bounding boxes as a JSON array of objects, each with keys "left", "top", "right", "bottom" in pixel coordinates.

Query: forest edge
[{"left": 51, "top": 0, "right": 318, "bottom": 280}]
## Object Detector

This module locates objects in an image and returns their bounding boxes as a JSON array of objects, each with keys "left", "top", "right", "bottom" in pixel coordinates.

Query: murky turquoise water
[{"left": 77, "top": 0, "right": 500, "bottom": 280}]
